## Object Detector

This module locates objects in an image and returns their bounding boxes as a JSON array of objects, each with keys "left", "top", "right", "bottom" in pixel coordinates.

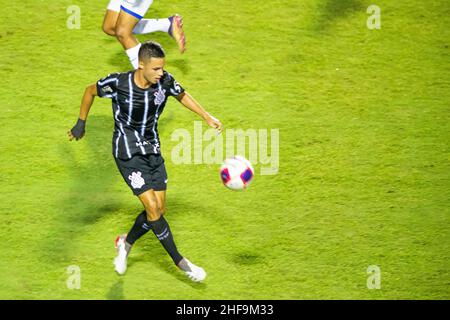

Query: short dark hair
[{"left": 138, "top": 41, "right": 165, "bottom": 62}]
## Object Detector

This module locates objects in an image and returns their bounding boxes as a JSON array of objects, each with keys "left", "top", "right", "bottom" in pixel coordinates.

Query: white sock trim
[
  {"left": 133, "top": 18, "right": 171, "bottom": 35},
  {"left": 125, "top": 43, "right": 142, "bottom": 69}
]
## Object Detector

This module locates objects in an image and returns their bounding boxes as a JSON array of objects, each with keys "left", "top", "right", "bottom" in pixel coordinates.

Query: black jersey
[{"left": 96, "top": 70, "right": 184, "bottom": 159}]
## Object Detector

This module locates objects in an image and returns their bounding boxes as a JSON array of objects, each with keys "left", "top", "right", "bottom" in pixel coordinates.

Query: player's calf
[
  {"left": 115, "top": 25, "right": 139, "bottom": 49},
  {"left": 125, "top": 210, "right": 152, "bottom": 245},
  {"left": 148, "top": 215, "right": 183, "bottom": 265}
]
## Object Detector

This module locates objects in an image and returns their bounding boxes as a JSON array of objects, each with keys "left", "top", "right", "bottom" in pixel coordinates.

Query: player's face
[{"left": 140, "top": 57, "right": 165, "bottom": 84}]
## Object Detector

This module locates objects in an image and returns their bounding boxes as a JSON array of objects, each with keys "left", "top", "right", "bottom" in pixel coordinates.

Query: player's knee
[
  {"left": 145, "top": 209, "right": 163, "bottom": 221},
  {"left": 102, "top": 24, "right": 116, "bottom": 36},
  {"left": 115, "top": 25, "right": 132, "bottom": 42},
  {"left": 143, "top": 201, "right": 162, "bottom": 221},
  {"left": 156, "top": 201, "right": 166, "bottom": 216}
]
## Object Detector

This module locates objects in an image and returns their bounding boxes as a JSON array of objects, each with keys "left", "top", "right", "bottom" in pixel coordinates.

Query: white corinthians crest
[
  {"left": 128, "top": 171, "right": 145, "bottom": 189},
  {"left": 154, "top": 88, "right": 166, "bottom": 106}
]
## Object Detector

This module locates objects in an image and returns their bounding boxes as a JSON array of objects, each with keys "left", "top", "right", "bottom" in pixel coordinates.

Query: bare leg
[
  {"left": 115, "top": 10, "right": 140, "bottom": 50},
  {"left": 138, "top": 189, "right": 162, "bottom": 221},
  {"left": 102, "top": 9, "right": 119, "bottom": 36},
  {"left": 154, "top": 190, "right": 166, "bottom": 215}
]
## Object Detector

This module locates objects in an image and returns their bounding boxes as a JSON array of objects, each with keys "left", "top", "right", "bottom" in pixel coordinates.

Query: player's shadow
[
  {"left": 168, "top": 59, "right": 191, "bottom": 75},
  {"left": 41, "top": 114, "right": 134, "bottom": 262},
  {"left": 312, "top": 0, "right": 364, "bottom": 33},
  {"left": 106, "top": 279, "right": 125, "bottom": 300},
  {"left": 108, "top": 50, "right": 134, "bottom": 72},
  {"left": 129, "top": 248, "right": 207, "bottom": 289}
]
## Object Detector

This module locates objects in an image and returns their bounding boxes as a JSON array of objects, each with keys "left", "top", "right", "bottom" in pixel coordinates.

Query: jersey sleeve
[
  {"left": 96, "top": 73, "right": 120, "bottom": 98},
  {"left": 166, "top": 72, "right": 185, "bottom": 97}
]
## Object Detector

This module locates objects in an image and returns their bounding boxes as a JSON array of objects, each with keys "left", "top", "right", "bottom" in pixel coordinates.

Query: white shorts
[{"left": 107, "top": 0, "right": 153, "bottom": 19}]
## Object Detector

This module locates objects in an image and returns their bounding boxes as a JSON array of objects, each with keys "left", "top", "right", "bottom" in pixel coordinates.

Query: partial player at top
[{"left": 102, "top": 0, "right": 186, "bottom": 69}]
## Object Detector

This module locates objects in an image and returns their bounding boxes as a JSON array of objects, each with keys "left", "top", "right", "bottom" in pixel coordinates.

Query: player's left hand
[
  {"left": 68, "top": 118, "right": 86, "bottom": 141},
  {"left": 206, "top": 115, "right": 223, "bottom": 134}
]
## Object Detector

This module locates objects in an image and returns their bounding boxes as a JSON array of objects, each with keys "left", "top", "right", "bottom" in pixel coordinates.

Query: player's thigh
[
  {"left": 116, "top": 9, "right": 140, "bottom": 35},
  {"left": 148, "top": 154, "right": 167, "bottom": 213},
  {"left": 121, "top": 0, "right": 153, "bottom": 19},
  {"left": 114, "top": 10, "right": 140, "bottom": 49}
]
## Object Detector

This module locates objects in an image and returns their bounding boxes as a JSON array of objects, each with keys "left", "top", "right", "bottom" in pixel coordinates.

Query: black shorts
[{"left": 114, "top": 154, "right": 168, "bottom": 196}]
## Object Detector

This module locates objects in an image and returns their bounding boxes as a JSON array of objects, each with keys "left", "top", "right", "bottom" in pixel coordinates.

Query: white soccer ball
[{"left": 220, "top": 155, "right": 254, "bottom": 190}]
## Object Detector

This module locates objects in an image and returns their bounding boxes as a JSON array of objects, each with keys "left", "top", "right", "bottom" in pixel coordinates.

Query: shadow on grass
[
  {"left": 107, "top": 50, "right": 134, "bottom": 72},
  {"left": 130, "top": 248, "right": 208, "bottom": 290},
  {"left": 106, "top": 279, "right": 125, "bottom": 300},
  {"left": 169, "top": 59, "right": 191, "bottom": 76},
  {"left": 231, "top": 252, "right": 264, "bottom": 266},
  {"left": 312, "top": 0, "right": 365, "bottom": 33},
  {"left": 41, "top": 114, "right": 130, "bottom": 262}
]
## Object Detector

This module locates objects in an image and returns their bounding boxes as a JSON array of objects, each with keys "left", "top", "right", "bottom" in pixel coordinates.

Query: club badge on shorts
[{"left": 128, "top": 171, "right": 145, "bottom": 189}]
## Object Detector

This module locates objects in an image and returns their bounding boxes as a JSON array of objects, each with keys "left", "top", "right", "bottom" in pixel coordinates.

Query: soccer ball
[{"left": 220, "top": 155, "right": 254, "bottom": 190}]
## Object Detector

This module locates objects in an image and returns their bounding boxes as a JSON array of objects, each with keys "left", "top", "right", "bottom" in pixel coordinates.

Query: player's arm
[
  {"left": 68, "top": 83, "right": 98, "bottom": 141},
  {"left": 176, "top": 92, "right": 223, "bottom": 133}
]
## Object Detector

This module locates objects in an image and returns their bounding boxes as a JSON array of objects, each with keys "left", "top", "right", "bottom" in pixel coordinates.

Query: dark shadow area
[
  {"left": 126, "top": 241, "right": 207, "bottom": 289},
  {"left": 108, "top": 50, "right": 134, "bottom": 72},
  {"left": 168, "top": 59, "right": 191, "bottom": 75},
  {"left": 106, "top": 278, "right": 124, "bottom": 300},
  {"left": 40, "top": 114, "right": 135, "bottom": 262},
  {"left": 312, "top": 0, "right": 365, "bottom": 33},
  {"left": 231, "top": 252, "right": 264, "bottom": 266}
]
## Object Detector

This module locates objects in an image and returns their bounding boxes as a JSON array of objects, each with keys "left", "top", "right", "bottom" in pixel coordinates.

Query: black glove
[{"left": 71, "top": 118, "right": 86, "bottom": 140}]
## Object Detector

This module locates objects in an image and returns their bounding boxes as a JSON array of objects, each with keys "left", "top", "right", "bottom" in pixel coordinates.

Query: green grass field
[{"left": 0, "top": 0, "right": 449, "bottom": 299}]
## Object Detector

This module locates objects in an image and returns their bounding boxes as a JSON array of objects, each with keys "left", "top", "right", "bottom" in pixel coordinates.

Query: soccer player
[
  {"left": 102, "top": 0, "right": 186, "bottom": 69},
  {"left": 67, "top": 41, "right": 222, "bottom": 282}
]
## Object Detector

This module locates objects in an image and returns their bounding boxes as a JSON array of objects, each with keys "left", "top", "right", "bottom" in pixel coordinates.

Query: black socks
[
  {"left": 149, "top": 215, "right": 183, "bottom": 266},
  {"left": 125, "top": 211, "right": 183, "bottom": 266},
  {"left": 126, "top": 211, "right": 151, "bottom": 245}
]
